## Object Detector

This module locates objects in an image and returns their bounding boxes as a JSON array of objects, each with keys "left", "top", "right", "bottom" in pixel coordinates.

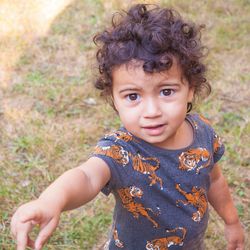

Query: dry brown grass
[{"left": 0, "top": 0, "right": 74, "bottom": 88}]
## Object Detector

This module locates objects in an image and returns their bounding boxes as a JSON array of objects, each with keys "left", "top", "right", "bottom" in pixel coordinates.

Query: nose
[{"left": 143, "top": 97, "right": 162, "bottom": 118}]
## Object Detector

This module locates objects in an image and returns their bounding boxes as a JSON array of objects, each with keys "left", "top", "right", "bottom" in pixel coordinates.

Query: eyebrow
[
  {"left": 118, "top": 87, "right": 141, "bottom": 94},
  {"left": 159, "top": 82, "right": 180, "bottom": 87},
  {"left": 117, "top": 81, "right": 181, "bottom": 94}
]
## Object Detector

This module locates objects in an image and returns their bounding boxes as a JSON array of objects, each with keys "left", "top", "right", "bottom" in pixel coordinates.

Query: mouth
[
  {"left": 142, "top": 124, "right": 165, "bottom": 129},
  {"left": 142, "top": 124, "right": 166, "bottom": 136}
]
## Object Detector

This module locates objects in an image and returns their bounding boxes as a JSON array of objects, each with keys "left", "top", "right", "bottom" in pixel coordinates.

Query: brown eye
[
  {"left": 126, "top": 93, "right": 140, "bottom": 101},
  {"left": 161, "top": 89, "right": 174, "bottom": 96}
]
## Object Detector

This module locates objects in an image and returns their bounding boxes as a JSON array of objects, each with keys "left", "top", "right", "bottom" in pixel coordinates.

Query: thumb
[{"left": 35, "top": 217, "right": 59, "bottom": 250}]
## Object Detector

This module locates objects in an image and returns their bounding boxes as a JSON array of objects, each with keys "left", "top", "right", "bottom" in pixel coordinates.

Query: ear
[
  {"left": 111, "top": 95, "right": 119, "bottom": 114},
  {"left": 187, "top": 87, "right": 194, "bottom": 102}
]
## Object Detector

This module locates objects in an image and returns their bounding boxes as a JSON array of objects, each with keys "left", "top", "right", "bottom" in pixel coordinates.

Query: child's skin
[{"left": 11, "top": 60, "right": 244, "bottom": 250}]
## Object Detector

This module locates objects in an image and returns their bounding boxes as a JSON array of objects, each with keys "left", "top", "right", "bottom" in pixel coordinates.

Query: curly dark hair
[{"left": 93, "top": 4, "right": 211, "bottom": 106}]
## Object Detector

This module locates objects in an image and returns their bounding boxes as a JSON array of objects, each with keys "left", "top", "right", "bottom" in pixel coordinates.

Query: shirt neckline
[{"left": 121, "top": 113, "right": 197, "bottom": 154}]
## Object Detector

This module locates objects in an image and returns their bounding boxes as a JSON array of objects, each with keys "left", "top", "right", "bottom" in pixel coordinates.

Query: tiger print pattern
[
  {"left": 117, "top": 186, "right": 159, "bottom": 228},
  {"left": 129, "top": 153, "right": 163, "bottom": 189},
  {"left": 198, "top": 114, "right": 211, "bottom": 125},
  {"left": 179, "top": 147, "right": 211, "bottom": 174},
  {"left": 97, "top": 130, "right": 163, "bottom": 189},
  {"left": 176, "top": 184, "right": 207, "bottom": 222},
  {"left": 105, "top": 130, "right": 137, "bottom": 143},
  {"left": 146, "top": 227, "right": 187, "bottom": 250},
  {"left": 94, "top": 115, "right": 223, "bottom": 248},
  {"left": 213, "top": 133, "right": 222, "bottom": 153},
  {"left": 94, "top": 145, "right": 129, "bottom": 167}
]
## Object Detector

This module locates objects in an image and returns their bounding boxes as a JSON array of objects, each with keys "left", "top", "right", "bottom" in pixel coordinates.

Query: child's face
[{"left": 112, "top": 60, "right": 194, "bottom": 149}]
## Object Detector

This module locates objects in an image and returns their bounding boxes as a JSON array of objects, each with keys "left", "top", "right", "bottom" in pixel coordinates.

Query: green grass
[{"left": 1, "top": 0, "right": 249, "bottom": 249}]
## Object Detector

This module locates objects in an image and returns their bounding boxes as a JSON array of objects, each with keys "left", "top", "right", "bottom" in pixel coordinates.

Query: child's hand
[
  {"left": 11, "top": 199, "right": 60, "bottom": 250},
  {"left": 225, "top": 220, "right": 245, "bottom": 250}
]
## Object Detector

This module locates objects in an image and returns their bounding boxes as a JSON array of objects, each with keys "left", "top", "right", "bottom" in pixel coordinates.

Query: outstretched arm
[
  {"left": 11, "top": 157, "right": 110, "bottom": 250},
  {"left": 208, "top": 164, "right": 244, "bottom": 250}
]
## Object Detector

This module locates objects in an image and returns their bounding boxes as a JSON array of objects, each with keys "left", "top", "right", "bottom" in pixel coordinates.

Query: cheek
[
  {"left": 163, "top": 101, "right": 187, "bottom": 113},
  {"left": 118, "top": 108, "right": 140, "bottom": 127},
  {"left": 120, "top": 109, "right": 138, "bottom": 121},
  {"left": 114, "top": 99, "right": 140, "bottom": 116},
  {"left": 164, "top": 102, "right": 188, "bottom": 122}
]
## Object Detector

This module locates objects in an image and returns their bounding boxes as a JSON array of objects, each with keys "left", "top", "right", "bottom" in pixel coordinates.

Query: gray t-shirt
[{"left": 92, "top": 113, "right": 225, "bottom": 249}]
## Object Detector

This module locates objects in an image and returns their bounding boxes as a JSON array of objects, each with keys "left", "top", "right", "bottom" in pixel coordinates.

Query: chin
[{"left": 145, "top": 137, "right": 167, "bottom": 145}]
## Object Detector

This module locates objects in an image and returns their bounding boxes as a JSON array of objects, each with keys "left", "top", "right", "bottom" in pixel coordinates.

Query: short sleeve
[
  {"left": 91, "top": 138, "right": 130, "bottom": 196},
  {"left": 192, "top": 113, "right": 225, "bottom": 165},
  {"left": 212, "top": 132, "right": 225, "bottom": 164}
]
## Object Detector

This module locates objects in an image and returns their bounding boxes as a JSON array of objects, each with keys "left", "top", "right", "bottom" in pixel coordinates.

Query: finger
[
  {"left": 10, "top": 213, "right": 18, "bottom": 238},
  {"left": 16, "top": 230, "right": 28, "bottom": 250},
  {"left": 227, "top": 243, "right": 235, "bottom": 250},
  {"left": 15, "top": 218, "right": 35, "bottom": 250},
  {"left": 11, "top": 209, "right": 23, "bottom": 238},
  {"left": 35, "top": 218, "right": 59, "bottom": 250},
  {"left": 236, "top": 243, "right": 244, "bottom": 250},
  {"left": 19, "top": 208, "right": 42, "bottom": 224},
  {"left": 11, "top": 209, "right": 39, "bottom": 240}
]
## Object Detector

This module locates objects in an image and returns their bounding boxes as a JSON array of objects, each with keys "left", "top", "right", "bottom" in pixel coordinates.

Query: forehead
[{"left": 112, "top": 59, "right": 184, "bottom": 83}]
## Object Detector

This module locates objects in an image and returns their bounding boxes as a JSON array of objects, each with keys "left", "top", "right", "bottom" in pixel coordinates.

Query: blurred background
[{"left": 0, "top": 0, "right": 249, "bottom": 249}]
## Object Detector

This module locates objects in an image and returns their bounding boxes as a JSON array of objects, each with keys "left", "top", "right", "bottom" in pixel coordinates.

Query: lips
[
  {"left": 143, "top": 124, "right": 164, "bottom": 129},
  {"left": 142, "top": 124, "right": 166, "bottom": 136}
]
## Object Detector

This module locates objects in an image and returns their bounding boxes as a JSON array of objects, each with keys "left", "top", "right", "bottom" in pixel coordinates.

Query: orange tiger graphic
[
  {"left": 113, "top": 228, "right": 124, "bottom": 248},
  {"left": 117, "top": 186, "right": 159, "bottom": 228},
  {"left": 94, "top": 145, "right": 129, "bottom": 166},
  {"left": 213, "top": 133, "right": 222, "bottom": 153},
  {"left": 146, "top": 227, "right": 187, "bottom": 250},
  {"left": 129, "top": 153, "right": 163, "bottom": 189},
  {"left": 106, "top": 131, "right": 137, "bottom": 143},
  {"left": 179, "top": 147, "right": 211, "bottom": 174},
  {"left": 199, "top": 114, "right": 211, "bottom": 125},
  {"left": 176, "top": 184, "right": 207, "bottom": 222}
]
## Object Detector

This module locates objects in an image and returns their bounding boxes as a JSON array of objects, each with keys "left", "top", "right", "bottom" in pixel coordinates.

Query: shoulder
[
  {"left": 188, "top": 113, "right": 214, "bottom": 132},
  {"left": 104, "top": 129, "right": 136, "bottom": 143},
  {"left": 189, "top": 113, "right": 225, "bottom": 157},
  {"left": 93, "top": 128, "right": 141, "bottom": 163},
  {"left": 188, "top": 112, "right": 219, "bottom": 145},
  {"left": 96, "top": 128, "right": 138, "bottom": 148}
]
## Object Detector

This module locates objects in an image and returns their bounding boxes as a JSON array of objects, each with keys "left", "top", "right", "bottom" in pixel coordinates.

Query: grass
[{"left": 0, "top": 0, "right": 249, "bottom": 249}]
